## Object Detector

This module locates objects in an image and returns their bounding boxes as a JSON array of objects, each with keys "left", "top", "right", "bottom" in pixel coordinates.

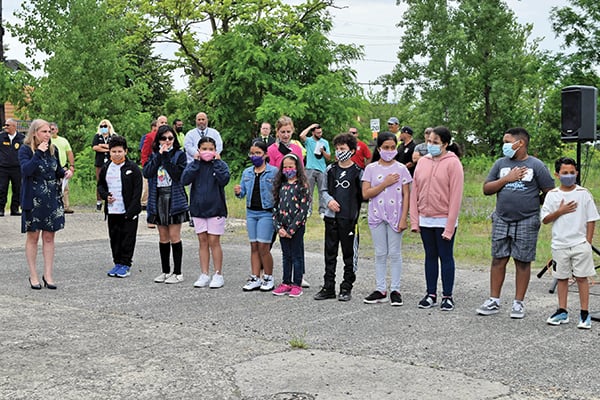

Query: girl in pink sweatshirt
[{"left": 410, "top": 126, "right": 464, "bottom": 311}]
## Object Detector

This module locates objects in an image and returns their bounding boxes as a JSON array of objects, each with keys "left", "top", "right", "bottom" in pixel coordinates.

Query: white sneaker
[
  {"left": 209, "top": 273, "right": 224, "bottom": 289},
  {"left": 154, "top": 273, "right": 168, "bottom": 283},
  {"left": 301, "top": 278, "right": 310, "bottom": 288},
  {"left": 260, "top": 275, "right": 274, "bottom": 291},
  {"left": 193, "top": 273, "right": 211, "bottom": 288},
  {"left": 242, "top": 276, "right": 262, "bottom": 291},
  {"left": 165, "top": 274, "right": 184, "bottom": 284}
]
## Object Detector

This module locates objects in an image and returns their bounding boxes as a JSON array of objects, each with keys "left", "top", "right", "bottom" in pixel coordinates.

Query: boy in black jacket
[
  {"left": 314, "top": 133, "right": 363, "bottom": 301},
  {"left": 97, "top": 136, "right": 142, "bottom": 278}
]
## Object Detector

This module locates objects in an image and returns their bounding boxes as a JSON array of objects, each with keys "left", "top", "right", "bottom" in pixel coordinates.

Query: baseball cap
[
  {"left": 401, "top": 126, "right": 413, "bottom": 135},
  {"left": 387, "top": 117, "right": 399, "bottom": 125}
]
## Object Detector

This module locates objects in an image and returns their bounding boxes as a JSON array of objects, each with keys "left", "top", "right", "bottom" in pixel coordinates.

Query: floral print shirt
[{"left": 273, "top": 181, "right": 311, "bottom": 236}]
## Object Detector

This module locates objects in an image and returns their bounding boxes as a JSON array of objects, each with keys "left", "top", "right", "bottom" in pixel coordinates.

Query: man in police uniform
[{"left": 0, "top": 119, "right": 25, "bottom": 216}]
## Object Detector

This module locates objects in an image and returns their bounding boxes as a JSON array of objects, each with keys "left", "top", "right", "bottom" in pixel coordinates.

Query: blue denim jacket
[{"left": 236, "top": 164, "right": 277, "bottom": 210}]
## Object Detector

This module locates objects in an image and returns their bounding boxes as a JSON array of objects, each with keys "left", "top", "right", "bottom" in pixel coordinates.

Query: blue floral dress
[{"left": 19, "top": 146, "right": 65, "bottom": 233}]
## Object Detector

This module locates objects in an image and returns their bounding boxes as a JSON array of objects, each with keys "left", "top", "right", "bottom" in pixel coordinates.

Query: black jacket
[{"left": 97, "top": 159, "right": 142, "bottom": 219}]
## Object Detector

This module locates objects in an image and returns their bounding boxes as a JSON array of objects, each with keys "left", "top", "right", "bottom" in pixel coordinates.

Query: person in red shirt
[
  {"left": 141, "top": 115, "right": 168, "bottom": 166},
  {"left": 349, "top": 127, "right": 371, "bottom": 169}
]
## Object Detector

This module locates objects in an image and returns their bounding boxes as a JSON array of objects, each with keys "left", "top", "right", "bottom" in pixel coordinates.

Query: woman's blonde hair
[
  {"left": 275, "top": 115, "right": 294, "bottom": 133},
  {"left": 97, "top": 119, "right": 116, "bottom": 135},
  {"left": 24, "top": 119, "right": 55, "bottom": 154}
]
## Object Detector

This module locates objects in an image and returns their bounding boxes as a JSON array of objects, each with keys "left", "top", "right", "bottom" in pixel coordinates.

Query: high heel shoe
[
  {"left": 29, "top": 277, "right": 42, "bottom": 290},
  {"left": 42, "top": 276, "right": 57, "bottom": 290}
]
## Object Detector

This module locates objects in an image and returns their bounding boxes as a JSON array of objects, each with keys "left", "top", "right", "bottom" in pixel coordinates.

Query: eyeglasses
[
  {"left": 349, "top": 131, "right": 358, "bottom": 134},
  {"left": 248, "top": 152, "right": 264, "bottom": 157},
  {"left": 160, "top": 136, "right": 174, "bottom": 141},
  {"left": 100, "top": 125, "right": 108, "bottom": 128}
]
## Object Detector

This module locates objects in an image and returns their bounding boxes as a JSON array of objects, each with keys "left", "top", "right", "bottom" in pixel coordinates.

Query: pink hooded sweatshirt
[{"left": 409, "top": 151, "right": 464, "bottom": 238}]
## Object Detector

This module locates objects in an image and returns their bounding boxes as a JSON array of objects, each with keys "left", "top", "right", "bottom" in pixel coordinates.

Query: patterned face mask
[{"left": 336, "top": 150, "right": 353, "bottom": 162}]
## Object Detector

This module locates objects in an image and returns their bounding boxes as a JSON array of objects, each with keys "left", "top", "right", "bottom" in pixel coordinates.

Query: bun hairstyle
[{"left": 432, "top": 126, "right": 462, "bottom": 157}]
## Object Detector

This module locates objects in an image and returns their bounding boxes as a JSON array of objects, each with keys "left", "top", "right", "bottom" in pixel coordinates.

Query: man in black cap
[{"left": 397, "top": 125, "right": 416, "bottom": 175}]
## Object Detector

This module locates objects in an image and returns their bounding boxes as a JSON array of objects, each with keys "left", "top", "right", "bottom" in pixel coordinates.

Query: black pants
[
  {"left": 323, "top": 217, "right": 358, "bottom": 291},
  {"left": 108, "top": 214, "right": 139, "bottom": 267},
  {"left": 0, "top": 166, "right": 21, "bottom": 213}
]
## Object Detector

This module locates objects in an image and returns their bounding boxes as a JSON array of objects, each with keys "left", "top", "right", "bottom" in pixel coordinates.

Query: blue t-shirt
[
  {"left": 304, "top": 136, "right": 330, "bottom": 172},
  {"left": 485, "top": 155, "right": 554, "bottom": 222}
]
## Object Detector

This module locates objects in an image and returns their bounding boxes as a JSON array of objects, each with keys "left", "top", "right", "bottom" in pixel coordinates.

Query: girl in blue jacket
[
  {"left": 143, "top": 125, "right": 190, "bottom": 284},
  {"left": 234, "top": 140, "right": 278, "bottom": 292},
  {"left": 182, "top": 136, "right": 230, "bottom": 289}
]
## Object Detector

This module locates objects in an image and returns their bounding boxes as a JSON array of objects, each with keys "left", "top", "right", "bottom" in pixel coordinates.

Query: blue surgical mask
[
  {"left": 427, "top": 144, "right": 442, "bottom": 157},
  {"left": 559, "top": 174, "right": 577, "bottom": 187},
  {"left": 502, "top": 142, "right": 517, "bottom": 158},
  {"left": 100, "top": 127, "right": 109, "bottom": 134}
]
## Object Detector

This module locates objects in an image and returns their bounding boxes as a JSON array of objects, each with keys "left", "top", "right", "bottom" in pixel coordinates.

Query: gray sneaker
[
  {"left": 510, "top": 301, "right": 525, "bottom": 319},
  {"left": 476, "top": 298, "right": 500, "bottom": 315}
]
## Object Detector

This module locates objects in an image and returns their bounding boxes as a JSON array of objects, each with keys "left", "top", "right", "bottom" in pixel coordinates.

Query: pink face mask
[{"left": 199, "top": 150, "right": 215, "bottom": 162}]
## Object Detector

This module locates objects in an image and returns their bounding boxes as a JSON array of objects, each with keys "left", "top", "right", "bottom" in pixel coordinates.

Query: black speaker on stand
[{"left": 561, "top": 85, "right": 597, "bottom": 142}]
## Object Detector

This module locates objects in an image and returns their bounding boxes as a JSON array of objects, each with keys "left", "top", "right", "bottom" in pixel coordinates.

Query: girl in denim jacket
[{"left": 234, "top": 140, "right": 278, "bottom": 292}]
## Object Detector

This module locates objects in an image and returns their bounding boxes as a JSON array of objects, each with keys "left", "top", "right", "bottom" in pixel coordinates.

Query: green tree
[
  {"left": 9, "top": 0, "right": 172, "bottom": 154},
  {"left": 384, "top": 0, "right": 552, "bottom": 156},
  {"left": 132, "top": 0, "right": 364, "bottom": 172}
]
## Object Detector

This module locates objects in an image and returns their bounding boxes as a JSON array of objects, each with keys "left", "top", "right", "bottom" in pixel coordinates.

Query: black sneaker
[
  {"left": 390, "top": 291, "right": 403, "bottom": 306},
  {"left": 313, "top": 287, "right": 336, "bottom": 300},
  {"left": 440, "top": 297, "right": 454, "bottom": 311},
  {"left": 363, "top": 290, "right": 387, "bottom": 304},
  {"left": 418, "top": 294, "right": 437, "bottom": 309},
  {"left": 338, "top": 290, "right": 352, "bottom": 302}
]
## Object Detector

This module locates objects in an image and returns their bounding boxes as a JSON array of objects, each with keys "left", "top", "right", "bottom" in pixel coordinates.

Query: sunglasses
[
  {"left": 100, "top": 125, "right": 108, "bottom": 128},
  {"left": 160, "top": 136, "right": 174, "bottom": 141}
]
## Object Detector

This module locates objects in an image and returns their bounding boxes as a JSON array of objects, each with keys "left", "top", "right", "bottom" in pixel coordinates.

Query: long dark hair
[
  {"left": 152, "top": 125, "right": 181, "bottom": 153},
  {"left": 273, "top": 153, "right": 309, "bottom": 205},
  {"left": 371, "top": 131, "right": 398, "bottom": 162}
]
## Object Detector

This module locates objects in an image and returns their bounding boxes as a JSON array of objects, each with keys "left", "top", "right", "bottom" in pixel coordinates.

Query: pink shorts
[{"left": 193, "top": 216, "right": 226, "bottom": 235}]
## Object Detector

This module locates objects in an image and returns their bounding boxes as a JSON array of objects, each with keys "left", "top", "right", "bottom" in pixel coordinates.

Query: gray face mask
[{"left": 559, "top": 174, "right": 576, "bottom": 187}]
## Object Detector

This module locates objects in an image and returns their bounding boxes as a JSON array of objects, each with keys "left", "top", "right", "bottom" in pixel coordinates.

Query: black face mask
[{"left": 175, "top": 126, "right": 183, "bottom": 133}]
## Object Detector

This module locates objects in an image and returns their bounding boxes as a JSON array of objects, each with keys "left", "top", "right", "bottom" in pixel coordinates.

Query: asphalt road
[{"left": 1, "top": 210, "right": 599, "bottom": 400}]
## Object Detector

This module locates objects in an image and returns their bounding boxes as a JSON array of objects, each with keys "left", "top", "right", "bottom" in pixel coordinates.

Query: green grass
[{"left": 48, "top": 155, "right": 600, "bottom": 270}]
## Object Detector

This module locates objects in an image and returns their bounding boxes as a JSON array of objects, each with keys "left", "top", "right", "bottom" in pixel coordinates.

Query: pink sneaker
[
  {"left": 289, "top": 285, "right": 303, "bottom": 297},
  {"left": 273, "top": 283, "right": 292, "bottom": 296}
]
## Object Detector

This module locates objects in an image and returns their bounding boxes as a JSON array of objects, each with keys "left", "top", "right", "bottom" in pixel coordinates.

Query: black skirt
[{"left": 148, "top": 187, "right": 189, "bottom": 226}]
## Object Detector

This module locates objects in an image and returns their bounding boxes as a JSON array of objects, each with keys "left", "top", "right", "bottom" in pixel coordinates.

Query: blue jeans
[
  {"left": 280, "top": 225, "right": 305, "bottom": 286},
  {"left": 420, "top": 227, "right": 456, "bottom": 297},
  {"left": 246, "top": 209, "right": 274, "bottom": 243}
]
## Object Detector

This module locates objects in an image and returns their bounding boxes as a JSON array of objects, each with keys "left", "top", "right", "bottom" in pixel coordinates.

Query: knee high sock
[
  {"left": 172, "top": 241, "right": 183, "bottom": 275},
  {"left": 159, "top": 242, "right": 171, "bottom": 274}
]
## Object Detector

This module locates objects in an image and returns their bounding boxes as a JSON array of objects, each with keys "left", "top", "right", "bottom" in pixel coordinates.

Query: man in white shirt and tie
[{"left": 184, "top": 112, "right": 223, "bottom": 163}]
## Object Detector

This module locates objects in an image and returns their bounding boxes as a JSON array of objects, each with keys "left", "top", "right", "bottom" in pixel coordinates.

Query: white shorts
[
  {"left": 193, "top": 216, "right": 226, "bottom": 235},
  {"left": 552, "top": 241, "right": 596, "bottom": 279}
]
